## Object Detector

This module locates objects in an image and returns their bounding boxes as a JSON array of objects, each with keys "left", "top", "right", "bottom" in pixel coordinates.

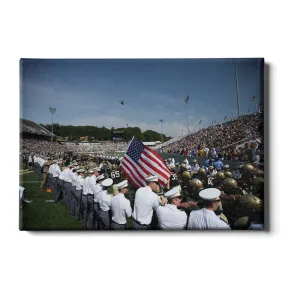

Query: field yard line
[
  {"left": 20, "top": 181, "right": 41, "bottom": 183},
  {"left": 19, "top": 171, "right": 34, "bottom": 175}
]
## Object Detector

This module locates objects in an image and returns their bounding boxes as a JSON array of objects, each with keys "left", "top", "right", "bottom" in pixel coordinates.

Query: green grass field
[{"left": 19, "top": 172, "right": 86, "bottom": 230}]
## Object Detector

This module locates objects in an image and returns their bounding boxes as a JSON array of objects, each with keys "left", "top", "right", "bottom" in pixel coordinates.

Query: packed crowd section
[
  {"left": 20, "top": 138, "right": 128, "bottom": 158},
  {"left": 158, "top": 113, "right": 263, "bottom": 162},
  {"left": 20, "top": 119, "right": 55, "bottom": 137}
]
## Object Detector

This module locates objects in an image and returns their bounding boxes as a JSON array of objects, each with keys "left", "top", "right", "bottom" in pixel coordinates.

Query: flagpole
[{"left": 234, "top": 61, "right": 240, "bottom": 117}]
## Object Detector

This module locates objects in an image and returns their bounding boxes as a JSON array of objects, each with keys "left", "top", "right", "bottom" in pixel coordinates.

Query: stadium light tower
[
  {"left": 234, "top": 61, "right": 240, "bottom": 117},
  {"left": 49, "top": 107, "right": 56, "bottom": 134},
  {"left": 159, "top": 119, "right": 164, "bottom": 143}
]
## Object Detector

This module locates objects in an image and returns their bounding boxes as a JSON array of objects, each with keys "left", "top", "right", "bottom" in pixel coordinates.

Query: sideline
[{"left": 19, "top": 171, "right": 34, "bottom": 175}]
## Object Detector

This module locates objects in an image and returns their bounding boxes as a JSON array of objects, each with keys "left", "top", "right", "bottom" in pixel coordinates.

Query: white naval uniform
[
  {"left": 89, "top": 175, "right": 97, "bottom": 186},
  {"left": 93, "top": 184, "right": 103, "bottom": 203},
  {"left": 132, "top": 186, "right": 160, "bottom": 226},
  {"left": 71, "top": 173, "right": 78, "bottom": 186},
  {"left": 52, "top": 164, "right": 61, "bottom": 178},
  {"left": 75, "top": 175, "right": 84, "bottom": 190},
  {"left": 82, "top": 177, "right": 93, "bottom": 195},
  {"left": 93, "top": 183, "right": 103, "bottom": 229},
  {"left": 187, "top": 208, "right": 231, "bottom": 230},
  {"left": 73, "top": 175, "right": 84, "bottom": 219},
  {"left": 98, "top": 190, "right": 112, "bottom": 211},
  {"left": 82, "top": 176, "right": 94, "bottom": 227},
  {"left": 63, "top": 169, "right": 73, "bottom": 183},
  {"left": 59, "top": 168, "right": 68, "bottom": 181},
  {"left": 98, "top": 190, "right": 113, "bottom": 230},
  {"left": 156, "top": 204, "right": 187, "bottom": 230},
  {"left": 111, "top": 193, "right": 132, "bottom": 225}
]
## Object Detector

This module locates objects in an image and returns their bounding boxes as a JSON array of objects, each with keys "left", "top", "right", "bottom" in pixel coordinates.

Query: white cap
[
  {"left": 192, "top": 159, "right": 197, "bottom": 163},
  {"left": 208, "top": 166, "right": 214, "bottom": 170},
  {"left": 93, "top": 167, "right": 101, "bottom": 172},
  {"left": 164, "top": 186, "right": 181, "bottom": 199},
  {"left": 199, "top": 188, "right": 221, "bottom": 201},
  {"left": 53, "top": 160, "right": 57, "bottom": 163},
  {"left": 224, "top": 164, "right": 229, "bottom": 168},
  {"left": 97, "top": 174, "right": 105, "bottom": 181},
  {"left": 145, "top": 175, "right": 159, "bottom": 182},
  {"left": 74, "top": 166, "right": 80, "bottom": 170},
  {"left": 77, "top": 169, "right": 85, "bottom": 173},
  {"left": 102, "top": 178, "right": 113, "bottom": 187},
  {"left": 74, "top": 163, "right": 78, "bottom": 166},
  {"left": 88, "top": 169, "right": 94, "bottom": 174},
  {"left": 117, "top": 180, "right": 128, "bottom": 190}
]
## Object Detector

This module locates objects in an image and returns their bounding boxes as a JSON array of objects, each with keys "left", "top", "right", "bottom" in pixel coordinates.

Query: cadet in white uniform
[
  {"left": 132, "top": 175, "right": 167, "bottom": 230},
  {"left": 51, "top": 160, "right": 62, "bottom": 200},
  {"left": 187, "top": 188, "right": 231, "bottom": 230},
  {"left": 59, "top": 165, "right": 70, "bottom": 205},
  {"left": 93, "top": 174, "right": 105, "bottom": 230},
  {"left": 156, "top": 186, "right": 187, "bottom": 230},
  {"left": 47, "top": 160, "right": 55, "bottom": 191},
  {"left": 73, "top": 169, "right": 85, "bottom": 220},
  {"left": 98, "top": 178, "right": 114, "bottom": 230},
  {"left": 82, "top": 169, "right": 95, "bottom": 227},
  {"left": 70, "top": 166, "right": 79, "bottom": 214},
  {"left": 111, "top": 180, "right": 132, "bottom": 230}
]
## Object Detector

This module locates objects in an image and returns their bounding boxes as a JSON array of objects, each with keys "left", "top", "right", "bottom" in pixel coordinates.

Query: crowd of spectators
[
  {"left": 158, "top": 113, "right": 263, "bottom": 162},
  {"left": 20, "top": 119, "right": 55, "bottom": 137},
  {"left": 61, "top": 141, "right": 128, "bottom": 153},
  {"left": 20, "top": 138, "right": 66, "bottom": 157},
  {"left": 20, "top": 138, "right": 128, "bottom": 157}
]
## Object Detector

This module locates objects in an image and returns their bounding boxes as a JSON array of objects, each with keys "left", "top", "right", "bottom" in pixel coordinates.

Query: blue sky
[{"left": 20, "top": 58, "right": 263, "bottom": 137}]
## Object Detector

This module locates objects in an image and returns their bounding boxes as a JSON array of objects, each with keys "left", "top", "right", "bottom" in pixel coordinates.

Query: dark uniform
[
  {"left": 169, "top": 173, "right": 180, "bottom": 188},
  {"left": 40, "top": 161, "right": 51, "bottom": 190},
  {"left": 109, "top": 169, "right": 122, "bottom": 184}
]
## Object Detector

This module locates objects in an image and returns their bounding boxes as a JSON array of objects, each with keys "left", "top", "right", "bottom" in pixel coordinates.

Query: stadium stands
[{"left": 20, "top": 119, "right": 55, "bottom": 137}]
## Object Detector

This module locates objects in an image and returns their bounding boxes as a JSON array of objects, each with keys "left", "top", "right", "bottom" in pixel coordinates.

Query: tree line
[{"left": 40, "top": 123, "right": 172, "bottom": 142}]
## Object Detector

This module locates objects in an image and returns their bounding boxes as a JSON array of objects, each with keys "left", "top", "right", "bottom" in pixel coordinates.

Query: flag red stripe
[
  {"left": 141, "top": 152, "right": 170, "bottom": 178},
  {"left": 121, "top": 158, "right": 145, "bottom": 187},
  {"left": 139, "top": 157, "right": 169, "bottom": 184},
  {"left": 138, "top": 160, "right": 168, "bottom": 185},
  {"left": 144, "top": 147, "right": 171, "bottom": 174},
  {"left": 120, "top": 164, "right": 142, "bottom": 188},
  {"left": 124, "top": 155, "right": 147, "bottom": 184}
]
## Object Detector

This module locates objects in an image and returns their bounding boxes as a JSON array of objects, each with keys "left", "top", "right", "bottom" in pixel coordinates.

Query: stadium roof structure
[{"left": 20, "top": 118, "right": 56, "bottom": 137}]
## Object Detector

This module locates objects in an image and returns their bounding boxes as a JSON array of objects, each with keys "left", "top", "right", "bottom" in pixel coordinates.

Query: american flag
[
  {"left": 119, "top": 137, "right": 171, "bottom": 188},
  {"left": 199, "top": 120, "right": 202, "bottom": 124}
]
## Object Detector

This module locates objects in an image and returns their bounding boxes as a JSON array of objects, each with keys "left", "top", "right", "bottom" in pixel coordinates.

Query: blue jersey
[
  {"left": 204, "top": 159, "right": 213, "bottom": 168},
  {"left": 213, "top": 160, "right": 223, "bottom": 171}
]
